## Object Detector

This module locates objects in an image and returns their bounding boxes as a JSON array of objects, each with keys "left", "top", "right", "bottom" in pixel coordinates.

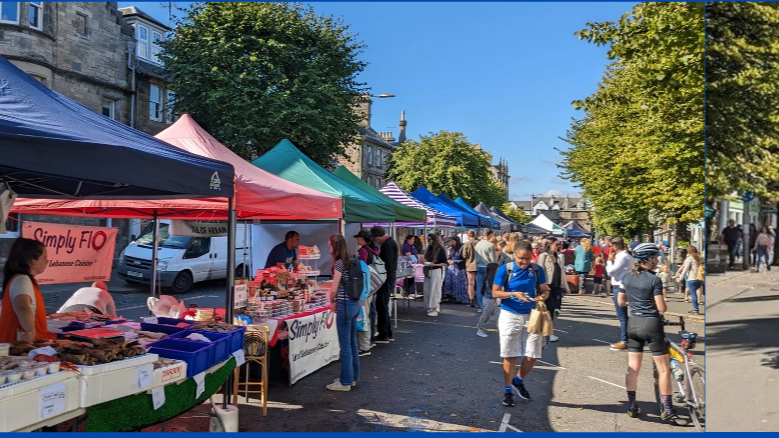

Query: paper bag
[{"left": 527, "top": 301, "right": 553, "bottom": 336}]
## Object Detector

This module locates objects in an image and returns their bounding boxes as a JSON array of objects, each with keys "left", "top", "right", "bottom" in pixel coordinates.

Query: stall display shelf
[
  {"left": 0, "top": 371, "right": 81, "bottom": 432},
  {"left": 298, "top": 254, "right": 321, "bottom": 260},
  {"left": 77, "top": 354, "right": 160, "bottom": 407}
]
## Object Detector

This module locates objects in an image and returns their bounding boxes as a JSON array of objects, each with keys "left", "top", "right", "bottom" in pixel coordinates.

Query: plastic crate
[
  {"left": 228, "top": 326, "right": 246, "bottom": 353},
  {"left": 75, "top": 354, "right": 160, "bottom": 407},
  {"left": 155, "top": 317, "right": 194, "bottom": 327},
  {"left": 168, "top": 330, "right": 231, "bottom": 363},
  {"left": 146, "top": 339, "right": 214, "bottom": 377},
  {"left": 140, "top": 322, "right": 189, "bottom": 336},
  {"left": 0, "top": 371, "right": 81, "bottom": 432}
]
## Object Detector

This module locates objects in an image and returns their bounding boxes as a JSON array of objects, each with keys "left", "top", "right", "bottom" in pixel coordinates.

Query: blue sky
[{"left": 120, "top": 1, "right": 635, "bottom": 201}]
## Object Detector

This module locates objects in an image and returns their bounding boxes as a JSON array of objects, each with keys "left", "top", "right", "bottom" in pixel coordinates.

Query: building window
[
  {"left": 29, "top": 1, "right": 42, "bottom": 30},
  {"left": 137, "top": 24, "right": 149, "bottom": 60},
  {"left": 151, "top": 31, "right": 163, "bottom": 64},
  {"left": 367, "top": 176, "right": 373, "bottom": 187},
  {"left": 102, "top": 99, "right": 115, "bottom": 120},
  {"left": 149, "top": 84, "right": 162, "bottom": 121},
  {"left": 165, "top": 90, "right": 176, "bottom": 124},
  {"left": 76, "top": 12, "right": 87, "bottom": 36},
  {"left": 376, "top": 149, "right": 382, "bottom": 167},
  {"left": 367, "top": 146, "right": 372, "bottom": 165},
  {"left": 0, "top": 2, "right": 19, "bottom": 24}
]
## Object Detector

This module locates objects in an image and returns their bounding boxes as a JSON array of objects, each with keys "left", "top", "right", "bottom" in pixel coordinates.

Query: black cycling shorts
[{"left": 627, "top": 316, "right": 666, "bottom": 356}]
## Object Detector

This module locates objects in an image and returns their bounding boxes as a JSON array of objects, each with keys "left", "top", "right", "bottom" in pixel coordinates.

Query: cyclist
[{"left": 617, "top": 243, "right": 687, "bottom": 426}]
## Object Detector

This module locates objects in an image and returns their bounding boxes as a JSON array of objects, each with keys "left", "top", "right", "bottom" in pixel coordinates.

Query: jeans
[
  {"left": 686, "top": 280, "right": 704, "bottom": 312},
  {"left": 578, "top": 272, "right": 587, "bottom": 292},
  {"left": 613, "top": 288, "right": 629, "bottom": 344},
  {"left": 756, "top": 246, "right": 770, "bottom": 271},
  {"left": 376, "top": 276, "right": 395, "bottom": 340},
  {"left": 336, "top": 299, "right": 360, "bottom": 386},
  {"left": 727, "top": 243, "right": 737, "bottom": 268},
  {"left": 475, "top": 266, "right": 487, "bottom": 309}
]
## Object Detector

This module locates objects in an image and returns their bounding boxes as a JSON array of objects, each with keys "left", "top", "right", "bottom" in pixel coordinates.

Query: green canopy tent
[
  {"left": 251, "top": 139, "right": 396, "bottom": 223},
  {"left": 332, "top": 167, "right": 426, "bottom": 223}
]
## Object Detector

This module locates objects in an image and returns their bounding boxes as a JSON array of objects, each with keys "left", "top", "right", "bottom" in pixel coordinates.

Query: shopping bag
[
  {"left": 527, "top": 301, "right": 553, "bottom": 335},
  {"left": 356, "top": 301, "right": 369, "bottom": 332}
]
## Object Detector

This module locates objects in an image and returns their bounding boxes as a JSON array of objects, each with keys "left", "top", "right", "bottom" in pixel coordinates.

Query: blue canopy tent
[
  {"left": 488, "top": 206, "right": 521, "bottom": 232},
  {"left": 411, "top": 187, "right": 480, "bottom": 227},
  {"left": 435, "top": 193, "right": 488, "bottom": 228},
  {"left": 453, "top": 197, "right": 500, "bottom": 230}
]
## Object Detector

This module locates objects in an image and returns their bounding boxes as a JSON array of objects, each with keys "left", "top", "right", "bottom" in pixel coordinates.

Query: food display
[
  {"left": 0, "top": 355, "right": 62, "bottom": 386},
  {"left": 9, "top": 338, "right": 147, "bottom": 367},
  {"left": 190, "top": 321, "right": 238, "bottom": 333}
]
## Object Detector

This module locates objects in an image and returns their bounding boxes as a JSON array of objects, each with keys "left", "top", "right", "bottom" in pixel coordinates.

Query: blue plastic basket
[
  {"left": 154, "top": 317, "right": 194, "bottom": 327},
  {"left": 228, "top": 326, "right": 246, "bottom": 353},
  {"left": 146, "top": 339, "right": 214, "bottom": 377},
  {"left": 140, "top": 322, "right": 190, "bottom": 336},
  {"left": 168, "top": 330, "right": 231, "bottom": 363}
]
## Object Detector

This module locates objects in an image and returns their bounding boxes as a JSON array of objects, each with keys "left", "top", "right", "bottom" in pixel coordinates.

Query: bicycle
[{"left": 653, "top": 316, "right": 705, "bottom": 431}]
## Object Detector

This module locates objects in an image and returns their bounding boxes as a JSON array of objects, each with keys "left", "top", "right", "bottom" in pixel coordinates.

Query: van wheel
[
  {"left": 171, "top": 272, "right": 193, "bottom": 294},
  {"left": 235, "top": 264, "right": 247, "bottom": 279}
]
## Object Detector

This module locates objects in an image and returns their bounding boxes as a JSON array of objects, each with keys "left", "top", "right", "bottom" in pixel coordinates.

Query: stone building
[
  {"left": 508, "top": 193, "right": 592, "bottom": 231},
  {"left": 0, "top": 2, "right": 175, "bottom": 262},
  {"left": 338, "top": 97, "right": 406, "bottom": 189}
]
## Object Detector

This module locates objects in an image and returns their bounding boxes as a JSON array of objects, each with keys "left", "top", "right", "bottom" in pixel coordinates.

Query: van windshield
[{"left": 136, "top": 223, "right": 193, "bottom": 249}]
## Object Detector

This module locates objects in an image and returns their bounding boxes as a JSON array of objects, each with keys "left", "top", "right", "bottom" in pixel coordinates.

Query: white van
[{"left": 117, "top": 220, "right": 250, "bottom": 294}]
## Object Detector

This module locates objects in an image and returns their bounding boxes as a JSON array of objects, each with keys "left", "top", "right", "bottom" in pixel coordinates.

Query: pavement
[{"left": 706, "top": 267, "right": 779, "bottom": 432}]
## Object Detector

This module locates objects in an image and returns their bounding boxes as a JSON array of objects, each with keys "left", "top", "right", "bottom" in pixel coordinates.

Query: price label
[
  {"left": 232, "top": 349, "right": 245, "bottom": 366},
  {"left": 40, "top": 383, "right": 66, "bottom": 418},
  {"left": 136, "top": 363, "right": 154, "bottom": 389},
  {"left": 234, "top": 284, "right": 248, "bottom": 308},
  {"left": 151, "top": 387, "right": 165, "bottom": 410},
  {"left": 193, "top": 372, "right": 206, "bottom": 399}
]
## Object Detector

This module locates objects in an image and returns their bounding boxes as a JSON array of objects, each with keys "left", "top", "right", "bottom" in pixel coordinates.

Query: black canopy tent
[
  {"left": 488, "top": 206, "right": 520, "bottom": 231},
  {"left": 474, "top": 202, "right": 513, "bottom": 232}
]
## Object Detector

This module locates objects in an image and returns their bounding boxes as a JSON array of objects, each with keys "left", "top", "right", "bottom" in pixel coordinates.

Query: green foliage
[
  {"left": 560, "top": 2, "right": 704, "bottom": 237},
  {"left": 388, "top": 131, "right": 506, "bottom": 207},
  {"left": 159, "top": 2, "right": 368, "bottom": 165},
  {"left": 501, "top": 203, "right": 532, "bottom": 224},
  {"left": 706, "top": 2, "right": 779, "bottom": 201}
]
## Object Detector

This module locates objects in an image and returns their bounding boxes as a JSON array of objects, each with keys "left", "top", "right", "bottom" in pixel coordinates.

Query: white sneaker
[
  {"left": 549, "top": 335, "right": 559, "bottom": 342},
  {"left": 427, "top": 311, "right": 439, "bottom": 317},
  {"left": 326, "top": 380, "right": 351, "bottom": 391},
  {"left": 476, "top": 329, "right": 488, "bottom": 338}
]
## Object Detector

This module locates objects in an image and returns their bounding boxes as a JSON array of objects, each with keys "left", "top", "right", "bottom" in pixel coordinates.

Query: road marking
[
  {"left": 538, "top": 360, "right": 566, "bottom": 370},
  {"left": 592, "top": 339, "right": 611, "bottom": 345},
  {"left": 554, "top": 329, "right": 568, "bottom": 333},
  {"left": 587, "top": 376, "right": 626, "bottom": 390},
  {"left": 499, "top": 413, "right": 523, "bottom": 432}
]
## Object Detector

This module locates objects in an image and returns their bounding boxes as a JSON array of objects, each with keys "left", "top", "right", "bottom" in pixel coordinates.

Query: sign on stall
[
  {"left": 287, "top": 309, "right": 340, "bottom": 385},
  {"left": 40, "top": 383, "right": 67, "bottom": 418},
  {"left": 170, "top": 220, "right": 228, "bottom": 237},
  {"left": 234, "top": 283, "right": 248, "bottom": 308},
  {"left": 22, "top": 222, "right": 117, "bottom": 285}
]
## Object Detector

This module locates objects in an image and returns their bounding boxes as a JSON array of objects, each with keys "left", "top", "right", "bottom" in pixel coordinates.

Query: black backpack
[{"left": 342, "top": 255, "right": 365, "bottom": 301}]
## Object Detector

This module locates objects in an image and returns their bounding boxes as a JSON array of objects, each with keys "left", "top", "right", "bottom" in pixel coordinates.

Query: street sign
[
  {"left": 761, "top": 204, "right": 777, "bottom": 213},
  {"left": 742, "top": 191, "right": 755, "bottom": 202}
]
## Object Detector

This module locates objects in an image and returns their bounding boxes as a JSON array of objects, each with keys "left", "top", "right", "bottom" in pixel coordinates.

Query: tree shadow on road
[{"left": 706, "top": 316, "right": 779, "bottom": 354}]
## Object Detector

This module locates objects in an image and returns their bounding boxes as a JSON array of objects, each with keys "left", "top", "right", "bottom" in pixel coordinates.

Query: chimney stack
[
  {"left": 357, "top": 94, "right": 372, "bottom": 128},
  {"left": 398, "top": 111, "right": 407, "bottom": 143}
]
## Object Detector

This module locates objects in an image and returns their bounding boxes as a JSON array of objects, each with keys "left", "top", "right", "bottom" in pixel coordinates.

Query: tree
[
  {"left": 559, "top": 2, "right": 704, "bottom": 237},
  {"left": 160, "top": 2, "right": 368, "bottom": 165},
  {"left": 706, "top": 2, "right": 779, "bottom": 201},
  {"left": 388, "top": 131, "right": 506, "bottom": 207},
  {"left": 501, "top": 203, "right": 532, "bottom": 224}
]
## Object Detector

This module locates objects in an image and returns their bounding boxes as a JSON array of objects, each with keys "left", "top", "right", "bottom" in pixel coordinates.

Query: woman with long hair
[
  {"left": 618, "top": 243, "right": 686, "bottom": 426},
  {"left": 678, "top": 245, "right": 705, "bottom": 315},
  {"left": 574, "top": 238, "right": 594, "bottom": 294},
  {"left": 443, "top": 236, "right": 469, "bottom": 304},
  {"left": 326, "top": 234, "right": 360, "bottom": 391},
  {"left": 423, "top": 233, "right": 448, "bottom": 316},
  {"left": 753, "top": 226, "right": 773, "bottom": 273},
  {"left": 0, "top": 238, "right": 55, "bottom": 343}
]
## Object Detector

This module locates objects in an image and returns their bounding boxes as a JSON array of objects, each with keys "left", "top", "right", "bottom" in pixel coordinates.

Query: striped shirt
[{"left": 334, "top": 259, "right": 350, "bottom": 301}]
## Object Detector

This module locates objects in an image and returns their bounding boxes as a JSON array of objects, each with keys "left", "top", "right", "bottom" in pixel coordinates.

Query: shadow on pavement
[
  {"left": 706, "top": 317, "right": 779, "bottom": 353},
  {"left": 725, "top": 294, "right": 779, "bottom": 304}
]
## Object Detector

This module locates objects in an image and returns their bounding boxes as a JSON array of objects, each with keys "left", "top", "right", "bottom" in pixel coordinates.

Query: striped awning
[{"left": 379, "top": 182, "right": 458, "bottom": 228}]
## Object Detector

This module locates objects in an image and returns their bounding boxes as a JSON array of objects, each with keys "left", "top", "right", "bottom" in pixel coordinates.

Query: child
[
  {"left": 593, "top": 256, "right": 605, "bottom": 296},
  {"left": 657, "top": 264, "right": 671, "bottom": 302}
]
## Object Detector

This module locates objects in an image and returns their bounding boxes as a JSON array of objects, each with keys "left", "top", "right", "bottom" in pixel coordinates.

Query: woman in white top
[
  {"left": 57, "top": 281, "right": 117, "bottom": 316},
  {"left": 754, "top": 226, "right": 773, "bottom": 273}
]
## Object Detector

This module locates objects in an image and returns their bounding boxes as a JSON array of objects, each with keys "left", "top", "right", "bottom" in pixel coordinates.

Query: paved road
[
  {"left": 146, "top": 295, "right": 703, "bottom": 432},
  {"left": 707, "top": 269, "right": 779, "bottom": 432}
]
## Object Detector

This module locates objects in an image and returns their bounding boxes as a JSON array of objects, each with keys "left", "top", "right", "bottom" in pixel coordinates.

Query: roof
[
  {"left": 136, "top": 59, "right": 170, "bottom": 81},
  {"left": 510, "top": 200, "right": 532, "bottom": 210},
  {"left": 360, "top": 127, "right": 395, "bottom": 149},
  {"left": 533, "top": 196, "right": 586, "bottom": 210},
  {"left": 119, "top": 6, "right": 171, "bottom": 31},
  {"left": 539, "top": 209, "right": 562, "bottom": 222}
]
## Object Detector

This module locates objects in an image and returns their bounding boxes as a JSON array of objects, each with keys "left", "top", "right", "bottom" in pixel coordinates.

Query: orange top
[{"left": 0, "top": 275, "right": 55, "bottom": 343}]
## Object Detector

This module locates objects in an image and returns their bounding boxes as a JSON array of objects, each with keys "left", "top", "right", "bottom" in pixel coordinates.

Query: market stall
[
  {"left": 412, "top": 187, "right": 481, "bottom": 228},
  {"left": 378, "top": 182, "right": 458, "bottom": 229},
  {"left": 476, "top": 203, "right": 515, "bottom": 232},
  {"left": 453, "top": 197, "right": 501, "bottom": 230},
  {"left": 488, "top": 206, "right": 521, "bottom": 232}
]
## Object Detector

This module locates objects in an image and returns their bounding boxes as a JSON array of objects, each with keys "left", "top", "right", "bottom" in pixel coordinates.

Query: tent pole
[
  {"left": 242, "top": 220, "right": 248, "bottom": 277},
  {"left": 224, "top": 198, "right": 236, "bottom": 409},
  {"left": 151, "top": 211, "right": 159, "bottom": 300}
]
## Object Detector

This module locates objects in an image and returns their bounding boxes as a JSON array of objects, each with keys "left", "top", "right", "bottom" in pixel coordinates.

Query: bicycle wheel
[
  {"left": 652, "top": 362, "right": 664, "bottom": 415},
  {"left": 687, "top": 364, "right": 705, "bottom": 432}
]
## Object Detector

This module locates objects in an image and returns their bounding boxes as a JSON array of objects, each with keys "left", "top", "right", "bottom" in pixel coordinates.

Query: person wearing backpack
[
  {"left": 676, "top": 245, "right": 704, "bottom": 315},
  {"left": 491, "top": 241, "right": 550, "bottom": 407},
  {"left": 371, "top": 226, "right": 397, "bottom": 344},
  {"left": 326, "top": 234, "right": 362, "bottom": 392},
  {"left": 354, "top": 230, "right": 382, "bottom": 356}
]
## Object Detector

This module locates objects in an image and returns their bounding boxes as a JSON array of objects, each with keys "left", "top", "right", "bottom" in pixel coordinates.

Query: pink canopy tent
[{"left": 12, "top": 114, "right": 342, "bottom": 220}]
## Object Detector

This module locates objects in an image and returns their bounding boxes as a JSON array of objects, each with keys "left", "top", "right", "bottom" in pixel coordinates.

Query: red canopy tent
[{"left": 12, "top": 114, "right": 342, "bottom": 220}]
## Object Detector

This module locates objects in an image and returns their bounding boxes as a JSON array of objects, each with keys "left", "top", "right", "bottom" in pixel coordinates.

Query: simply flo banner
[
  {"left": 22, "top": 222, "right": 117, "bottom": 285},
  {"left": 287, "top": 309, "right": 340, "bottom": 385},
  {"left": 170, "top": 220, "right": 228, "bottom": 237}
]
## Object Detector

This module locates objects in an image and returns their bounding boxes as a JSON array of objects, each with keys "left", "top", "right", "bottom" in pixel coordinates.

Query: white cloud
[{"left": 541, "top": 189, "right": 563, "bottom": 197}]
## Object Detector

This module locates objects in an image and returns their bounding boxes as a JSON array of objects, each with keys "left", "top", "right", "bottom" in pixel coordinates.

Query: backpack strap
[{"left": 530, "top": 263, "right": 540, "bottom": 295}]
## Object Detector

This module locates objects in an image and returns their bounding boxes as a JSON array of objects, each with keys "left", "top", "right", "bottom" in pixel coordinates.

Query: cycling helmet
[{"left": 632, "top": 243, "right": 659, "bottom": 262}]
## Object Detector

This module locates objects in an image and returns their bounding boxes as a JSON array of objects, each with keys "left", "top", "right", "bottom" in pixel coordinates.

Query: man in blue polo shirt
[
  {"left": 492, "top": 240, "right": 550, "bottom": 407},
  {"left": 264, "top": 231, "right": 301, "bottom": 270}
]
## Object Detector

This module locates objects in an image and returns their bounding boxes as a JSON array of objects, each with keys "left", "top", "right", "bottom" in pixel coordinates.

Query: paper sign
[
  {"left": 29, "top": 346, "right": 58, "bottom": 357},
  {"left": 232, "top": 350, "right": 245, "bottom": 367},
  {"left": 234, "top": 284, "right": 248, "bottom": 308},
  {"left": 40, "top": 383, "right": 67, "bottom": 418},
  {"left": 193, "top": 372, "right": 206, "bottom": 399},
  {"left": 151, "top": 387, "right": 165, "bottom": 410},
  {"left": 136, "top": 363, "right": 154, "bottom": 389}
]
